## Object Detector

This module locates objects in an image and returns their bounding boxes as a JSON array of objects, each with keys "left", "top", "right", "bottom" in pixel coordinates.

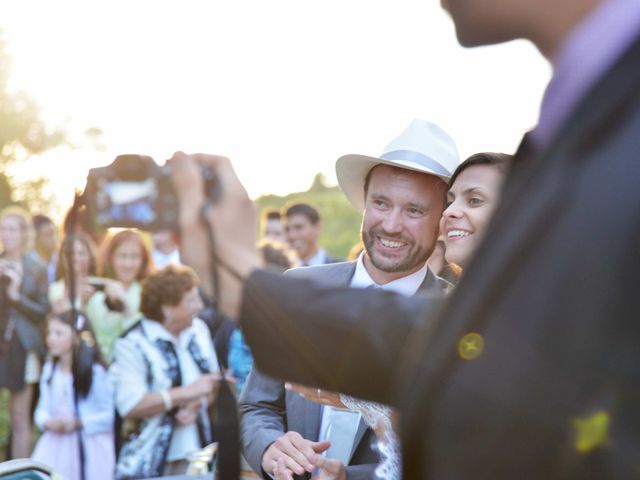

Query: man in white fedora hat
[{"left": 239, "top": 119, "right": 459, "bottom": 479}]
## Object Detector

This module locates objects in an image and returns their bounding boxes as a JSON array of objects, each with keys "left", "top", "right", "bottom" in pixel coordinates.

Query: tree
[
  {"left": 308, "top": 172, "right": 330, "bottom": 192},
  {"left": 0, "top": 30, "right": 65, "bottom": 213}
]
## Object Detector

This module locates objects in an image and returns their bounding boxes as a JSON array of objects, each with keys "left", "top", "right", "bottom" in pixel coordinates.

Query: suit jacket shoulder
[{"left": 285, "top": 261, "right": 357, "bottom": 286}]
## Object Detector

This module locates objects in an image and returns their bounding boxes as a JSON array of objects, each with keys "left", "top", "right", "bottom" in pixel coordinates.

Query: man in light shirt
[
  {"left": 283, "top": 203, "right": 341, "bottom": 267},
  {"left": 239, "top": 119, "right": 459, "bottom": 479}
]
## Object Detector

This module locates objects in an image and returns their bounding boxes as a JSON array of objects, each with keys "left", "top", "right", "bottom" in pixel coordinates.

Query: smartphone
[{"left": 88, "top": 277, "right": 108, "bottom": 292}]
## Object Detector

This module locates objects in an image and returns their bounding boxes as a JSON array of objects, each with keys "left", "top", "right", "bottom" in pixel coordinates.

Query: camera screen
[{"left": 94, "top": 178, "right": 159, "bottom": 227}]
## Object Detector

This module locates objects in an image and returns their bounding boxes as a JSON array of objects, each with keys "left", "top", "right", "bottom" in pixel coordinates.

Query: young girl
[{"left": 32, "top": 310, "right": 115, "bottom": 480}]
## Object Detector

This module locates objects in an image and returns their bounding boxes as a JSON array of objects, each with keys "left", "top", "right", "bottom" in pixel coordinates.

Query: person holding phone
[
  {"left": 0, "top": 206, "right": 49, "bottom": 459},
  {"left": 86, "top": 229, "right": 152, "bottom": 361}
]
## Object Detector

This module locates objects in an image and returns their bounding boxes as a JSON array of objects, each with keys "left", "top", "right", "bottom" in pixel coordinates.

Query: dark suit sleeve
[
  {"left": 240, "top": 269, "right": 440, "bottom": 406},
  {"left": 345, "top": 464, "right": 377, "bottom": 480},
  {"left": 239, "top": 367, "right": 288, "bottom": 479}
]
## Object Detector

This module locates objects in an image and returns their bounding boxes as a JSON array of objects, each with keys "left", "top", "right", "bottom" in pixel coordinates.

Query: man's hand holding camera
[{"left": 168, "top": 152, "right": 263, "bottom": 317}]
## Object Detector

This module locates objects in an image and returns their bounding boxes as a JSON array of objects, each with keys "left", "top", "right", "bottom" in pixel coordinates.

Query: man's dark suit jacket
[
  {"left": 239, "top": 261, "right": 448, "bottom": 480},
  {"left": 240, "top": 34, "right": 640, "bottom": 479}
]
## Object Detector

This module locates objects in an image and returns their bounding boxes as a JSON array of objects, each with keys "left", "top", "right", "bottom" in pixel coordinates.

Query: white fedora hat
[{"left": 336, "top": 119, "right": 459, "bottom": 210}]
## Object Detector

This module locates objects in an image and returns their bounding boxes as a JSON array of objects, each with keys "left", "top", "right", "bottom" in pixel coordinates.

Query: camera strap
[
  {"left": 65, "top": 193, "right": 87, "bottom": 480},
  {"left": 201, "top": 203, "right": 240, "bottom": 480}
]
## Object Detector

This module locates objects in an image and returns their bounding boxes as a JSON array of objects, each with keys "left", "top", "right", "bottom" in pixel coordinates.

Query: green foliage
[
  {"left": 255, "top": 178, "right": 362, "bottom": 259},
  {"left": 0, "top": 30, "right": 65, "bottom": 214}
]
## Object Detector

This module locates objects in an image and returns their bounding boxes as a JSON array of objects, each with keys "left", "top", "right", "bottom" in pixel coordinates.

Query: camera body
[{"left": 83, "top": 154, "right": 180, "bottom": 231}]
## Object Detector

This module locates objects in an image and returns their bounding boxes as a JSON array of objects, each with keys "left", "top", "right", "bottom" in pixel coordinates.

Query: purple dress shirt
[{"left": 531, "top": 0, "right": 640, "bottom": 149}]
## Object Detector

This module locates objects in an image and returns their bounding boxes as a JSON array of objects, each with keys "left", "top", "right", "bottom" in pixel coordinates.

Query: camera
[
  {"left": 82, "top": 154, "right": 179, "bottom": 231},
  {"left": 82, "top": 154, "right": 219, "bottom": 231}
]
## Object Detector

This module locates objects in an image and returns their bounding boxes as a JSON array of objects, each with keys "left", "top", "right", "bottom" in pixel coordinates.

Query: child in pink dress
[{"left": 32, "top": 310, "right": 114, "bottom": 480}]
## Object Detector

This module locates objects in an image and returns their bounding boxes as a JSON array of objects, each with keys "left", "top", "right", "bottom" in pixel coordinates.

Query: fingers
[
  {"left": 310, "top": 440, "right": 331, "bottom": 454},
  {"left": 282, "top": 432, "right": 316, "bottom": 473},
  {"left": 264, "top": 432, "right": 316, "bottom": 476},
  {"left": 312, "top": 455, "right": 345, "bottom": 478},
  {"left": 273, "top": 457, "right": 294, "bottom": 480}
]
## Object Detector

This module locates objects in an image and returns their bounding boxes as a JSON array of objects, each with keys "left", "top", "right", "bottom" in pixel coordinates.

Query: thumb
[{"left": 310, "top": 440, "right": 331, "bottom": 453}]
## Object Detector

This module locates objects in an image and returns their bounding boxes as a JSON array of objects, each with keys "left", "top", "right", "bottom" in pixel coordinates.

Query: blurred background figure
[
  {"left": 151, "top": 229, "right": 181, "bottom": 269},
  {"left": 31, "top": 214, "right": 60, "bottom": 284},
  {"left": 0, "top": 206, "right": 49, "bottom": 458},
  {"left": 283, "top": 202, "right": 341, "bottom": 266},
  {"left": 109, "top": 265, "right": 220, "bottom": 478},
  {"left": 261, "top": 209, "right": 286, "bottom": 244},
  {"left": 32, "top": 310, "right": 114, "bottom": 480},
  {"left": 87, "top": 229, "right": 151, "bottom": 362},
  {"left": 49, "top": 233, "right": 99, "bottom": 314}
]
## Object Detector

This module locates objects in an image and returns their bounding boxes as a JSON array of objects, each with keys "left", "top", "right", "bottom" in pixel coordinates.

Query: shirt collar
[
  {"left": 304, "top": 248, "right": 327, "bottom": 267},
  {"left": 141, "top": 318, "right": 196, "bottom": 347},
  {"left": 531, "top": 0, "right": 640, "bottom": 149},
  {"left": 350, "top": 251, "right": 428, "bottom": 297}
]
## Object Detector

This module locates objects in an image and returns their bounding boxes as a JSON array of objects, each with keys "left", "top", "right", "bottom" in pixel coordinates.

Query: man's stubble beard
[{"left": 361, "top": 226, "right": 435, "bottom": 274}]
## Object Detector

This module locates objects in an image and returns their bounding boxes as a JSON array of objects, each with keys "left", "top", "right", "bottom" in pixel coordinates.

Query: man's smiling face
[{"left": 361, "top": 164, "right": 445, "bottom": 283}]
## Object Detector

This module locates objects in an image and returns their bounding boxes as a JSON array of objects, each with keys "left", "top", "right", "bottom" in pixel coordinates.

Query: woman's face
[
  {"left": 440, "top": 164, "right": 505, "bottom": 269},
  {"left": 0, "top": 215, "right": 25, "bottom": 255},
  {"left": 112, "top": 238, "right": 144, "bottom": 286},
  {"left": 46, "top": 318, "right": 74, "bottom": 357},
  {"left": 162, "top": 287, "right": 203, "bottom": 333}
]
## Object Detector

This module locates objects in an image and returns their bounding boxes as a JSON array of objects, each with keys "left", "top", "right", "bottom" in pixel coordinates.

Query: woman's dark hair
[
  {"left": 55, "top": 233, "right": 98, "bottom": 281},
  {"left": 448, "top": 152, "right": 513, "bottom": 188},
  {"left": 140, "top": 264, "right": 199, "bottom": 323},
  {"left": 99, "top": 229, "right": 153, "bottom": 281},
  {"left": 47, "top": 309, "right": 105, "bottom": 398}
]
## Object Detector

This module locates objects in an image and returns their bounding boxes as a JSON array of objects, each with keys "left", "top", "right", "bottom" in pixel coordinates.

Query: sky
[{"left": 0, "top": 0, "right": 551, "bottom": 215}]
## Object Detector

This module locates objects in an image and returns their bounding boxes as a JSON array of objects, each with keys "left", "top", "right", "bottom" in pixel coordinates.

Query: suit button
[{"left": 458, "top": 332, "right": 484, "bottom": 360}]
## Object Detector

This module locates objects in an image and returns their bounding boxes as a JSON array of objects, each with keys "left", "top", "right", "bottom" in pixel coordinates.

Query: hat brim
[{"left": 335, "top": 154, "right": 451, "bottom": 211}]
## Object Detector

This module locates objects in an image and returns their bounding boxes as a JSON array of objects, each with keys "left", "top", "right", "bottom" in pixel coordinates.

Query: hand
[
  {"left": 187, "top": 372, "right": 221, "bottom": 399},
  {"left": 261, "top": 431, "right": 330, "bottom": 477},
  {"left": 103, "top": 280, "right": 131, "bottom": 315},
  {"left": 62, "top": 417, "right": 80, "bottom": 433},
  {"left": 175, "top": 398, "right": 202, "bottom": 426},
  {"left": 285, "top": 383, "right": 346, "bottom": 409},
  {"left": 273, "top": 457, "right": 293, "bottom": 480},
  {"left": 168, "top": 152, "right": 263, "bottom": 317},
  {"left": 43, "top": 419, "right": 66, "bottom": 434},
  {"left": 0, "top": 260, "right": 23, "bottom": 301},
  {"left": 310, "top": 455, "right": 346, "bottom": 480}
]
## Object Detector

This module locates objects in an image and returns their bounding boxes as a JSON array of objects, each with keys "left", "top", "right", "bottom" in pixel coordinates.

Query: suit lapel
[
  {"left": 349, "top": 416, "right": 370, "bottom": 462},
  {"left": 301, "top": 395, "right": 323, "bottom": 442}
]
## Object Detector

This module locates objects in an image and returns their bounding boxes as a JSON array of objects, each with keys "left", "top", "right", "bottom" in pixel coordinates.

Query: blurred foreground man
[{"left": 172, "top": 0, "right": 640, "bottom": 478}]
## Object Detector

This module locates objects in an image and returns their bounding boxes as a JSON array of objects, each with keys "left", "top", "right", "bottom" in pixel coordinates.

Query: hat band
[{"left": 380, "top": 150, "right": 450, "bottom": 176}]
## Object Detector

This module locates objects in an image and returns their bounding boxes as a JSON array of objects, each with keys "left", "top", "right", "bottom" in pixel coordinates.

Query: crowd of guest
[{"left": 0, "top": 119, "right": 512, "bottom": 479}]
